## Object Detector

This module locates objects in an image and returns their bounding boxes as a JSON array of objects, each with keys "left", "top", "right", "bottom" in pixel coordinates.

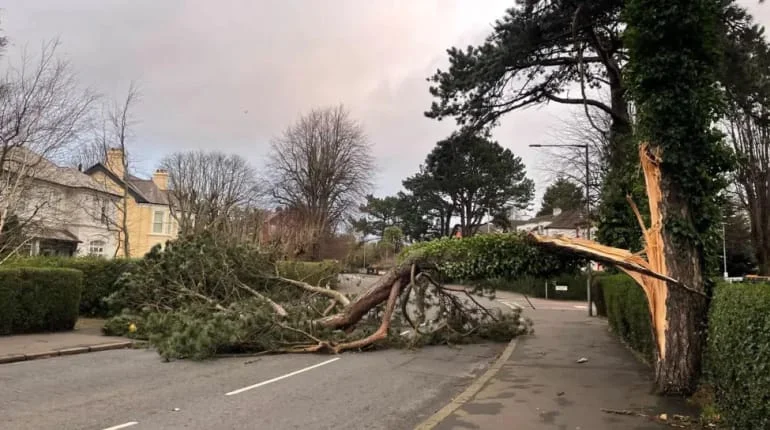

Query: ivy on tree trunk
[{"left": 624, "top": 0, "right": 731, "bottom": 394}]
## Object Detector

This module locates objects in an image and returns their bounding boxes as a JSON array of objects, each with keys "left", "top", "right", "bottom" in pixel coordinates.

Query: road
[{"left": 0, "top": 343, "right": 503, "bottom": 430}]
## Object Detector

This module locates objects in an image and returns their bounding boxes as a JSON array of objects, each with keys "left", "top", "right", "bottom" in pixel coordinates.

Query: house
[
  {"left": 84, "top": 148, "right": 178, "bottom": 257},
  {"left": 513, "top": 208, "right": 595, "bottom": 239},
  {"left": 6, "top": 149, "right": 122, "bottom": 257}
]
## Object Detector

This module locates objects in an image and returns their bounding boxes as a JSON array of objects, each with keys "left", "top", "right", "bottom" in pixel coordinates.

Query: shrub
[
  {"left": 276, "top": 260, "right": 342, "bottom": 288},
  {"left": 706, "top": 282, "right": 770, "bottom": 429},
  {"left": 600, "top": 274, "right": 654, "bottom": 362},
  {"left": 0, "top": 267, "right": 82, "bottom": 335},
  {"left": 5, "top": 256, "right": 137, "bottom": 317}
]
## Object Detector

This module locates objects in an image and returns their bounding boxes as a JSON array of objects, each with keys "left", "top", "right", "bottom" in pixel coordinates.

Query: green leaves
[
  {"left": 599, "top": 274, "right": 655, "bottom": 362},
  {"left": 401, "top": 233, "right": 581, "bottom": 282},
  {"left": 706, "top": 282, "right": 770, "bottom": 429},
  {"left": 624, "top": 0, "right": 729, "bottom": 254}
]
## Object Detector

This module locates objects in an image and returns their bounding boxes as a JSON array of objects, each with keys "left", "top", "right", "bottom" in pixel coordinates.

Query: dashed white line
[
  {"left": 102, "top": 422, "right": 138, "bottom": 430},
  {"left": 498, "top": 300, "right": 523, "bottom": 310},
  {"left": 225, "top": 357, "right": 341, "bottom": 396}
]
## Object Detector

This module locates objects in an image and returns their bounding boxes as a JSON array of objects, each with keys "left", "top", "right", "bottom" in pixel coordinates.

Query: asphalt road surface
[{"left": 0, "top": 343, "right": 503, "bottom": 430}]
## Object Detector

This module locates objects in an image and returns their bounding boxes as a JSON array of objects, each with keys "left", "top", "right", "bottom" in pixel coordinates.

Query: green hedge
[
  {"left": 0, "top": 267, "right": 82, "bottom": 335},
  {"left": 276, "top": 260, "right": 342, "bottom": 288},
  {"left": 600, "top": 274, "right": 654, "bottom": 362},
  {"left": 5, "top": 256, "right": 136, "bottom": 317},
  {"left": 401, "top": 233, "right": 582, "bottom": 281},
  {"left": 477, "top": 274, "right": 592, "bottom": 301},
  {"left": 706, "top": 282, "right": 770, "bottom": 429}
]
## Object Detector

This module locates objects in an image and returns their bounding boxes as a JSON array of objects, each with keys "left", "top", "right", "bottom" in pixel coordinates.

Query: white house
[
  {"left": 7, "top": 149, "right": 121, "bottom": 258},
  {"left": 513, "top": 208, "right": 596, "bottom": 239}
]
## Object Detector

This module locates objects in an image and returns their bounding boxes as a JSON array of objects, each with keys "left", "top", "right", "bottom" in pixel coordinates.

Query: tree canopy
[
  {"left": 537, "top": 178, "right": 585, "bottom": 216},
  {"left": 422, "top": 132, "right": 534, "bottom": 236}
]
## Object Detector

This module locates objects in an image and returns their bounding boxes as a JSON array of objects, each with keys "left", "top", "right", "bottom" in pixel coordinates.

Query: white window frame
[
  {"left": 152, "top": 210, "right": 165, "bottom": 234},
  {"left": 89, "top": 240, "right": 106, "bottom": 256}
]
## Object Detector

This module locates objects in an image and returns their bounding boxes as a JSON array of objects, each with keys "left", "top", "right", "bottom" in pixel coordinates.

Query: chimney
[
  {"left": 552, "top": 207, "right": 562, "bottom": 216},
  {"left": 106, "top": 148, "right": 125, "bottom": 179},
  {"left": 152, "top": 169, "right": 169, "bottom": 191}
]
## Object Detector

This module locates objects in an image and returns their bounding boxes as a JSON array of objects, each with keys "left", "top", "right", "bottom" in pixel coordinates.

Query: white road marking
[
  {"left": 102, "top": 422, "right": 138, "bottom": 430},
  {"left": 225, "top": 357, "right": 341, "bottom": 396},
  {"left": 498, "top": 300, "right": 523, "bottom": 310}
]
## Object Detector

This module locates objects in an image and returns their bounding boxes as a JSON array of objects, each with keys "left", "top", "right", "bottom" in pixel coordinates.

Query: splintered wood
[{"left": 530, "top": 143, "right": 670, "bottom": 359}]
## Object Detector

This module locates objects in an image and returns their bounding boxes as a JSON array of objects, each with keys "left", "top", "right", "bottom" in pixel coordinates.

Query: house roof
[
  {"left": 513, "top": 209, "right": 589, "bottom": 231},
  {"left": 84, "top": 163, "right": 169, "bottom": 205},
  {"left": 33, "top": 227, "right": 81, "bottom": 243},
  {"left": 126, "top": 174, "right": 170, "bottom": 205},
  {"left": 546, "top": 209, "right": 589, "bottom": 229},
  {"left": 4, "top": 148, "right": 120, "bottom": 197}
]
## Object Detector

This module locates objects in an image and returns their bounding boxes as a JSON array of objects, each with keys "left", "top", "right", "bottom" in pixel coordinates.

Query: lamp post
[
  {"left": 529, "top": 143, "right": 592, "bottom": 316},
  {"left": 722, "top": 221, "right": 728, "bottom": 279}
]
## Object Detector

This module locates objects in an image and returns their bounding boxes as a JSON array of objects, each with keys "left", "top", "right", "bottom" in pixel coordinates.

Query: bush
[
  {"left": 401, "top": 233, "right": 582, "bottom": 282},
  {"left": 706, "top": 282, "right": 770, "bottom": 429},
  {"left": 5, "top": 256, "right": 136, "bottom": 317},
  {"left": 600, "top": 274, "right": 654, "bottom": 362},
  {"left": 0, "top": 267, "right": 82, "bottom": 335},
  {"left": 276, "top": 260, "right": 342, "bottom": 288}
]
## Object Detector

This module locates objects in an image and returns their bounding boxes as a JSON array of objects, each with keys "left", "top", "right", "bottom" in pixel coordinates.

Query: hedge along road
[{"left": 0, "top": 341, "right": 505, "bottom": 429}]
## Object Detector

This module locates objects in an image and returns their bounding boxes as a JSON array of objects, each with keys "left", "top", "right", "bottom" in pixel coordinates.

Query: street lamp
[
  {"left": 529, "top": 143, "right": 593, "bottom": 316},
  {"left": 722, "top": 221, "right": 728, "bottom": 279}
]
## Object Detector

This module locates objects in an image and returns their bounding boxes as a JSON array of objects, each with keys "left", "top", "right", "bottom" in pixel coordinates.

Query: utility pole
[{"left": 530, "top": 143, "right": 592, "bottom": 316}]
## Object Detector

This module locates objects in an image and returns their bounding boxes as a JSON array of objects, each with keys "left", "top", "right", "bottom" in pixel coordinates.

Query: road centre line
[
  {"left": 498, "top": 300, "right": 523, "bottom": 310},
  {"left": 102, "top": 422, "right": 138, "bottom": 430},
  {"left": 225, "top": 357, "right": 341, "bottom": 396}
]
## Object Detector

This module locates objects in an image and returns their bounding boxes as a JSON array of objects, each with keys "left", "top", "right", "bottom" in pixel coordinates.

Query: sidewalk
[
  {"left": 433, "top": 301, "right": 694, "bottom": 429},
  {"left": 0, "top": 318, "right": 133, "bottom": 364}
]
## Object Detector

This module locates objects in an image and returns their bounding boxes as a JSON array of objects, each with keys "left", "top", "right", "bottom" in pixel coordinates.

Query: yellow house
[{"left": 85, "top": 148, "right": 178, "bottom": 257}]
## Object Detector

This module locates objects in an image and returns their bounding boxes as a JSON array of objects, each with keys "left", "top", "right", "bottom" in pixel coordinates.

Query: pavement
[
  {"left": 0, "top": 318, "right": 132, "bottom": 364},
  {"left": 429, "top": 292, "right": 694, "bottom": 430},
  {"left": 0, "top": 343, "right": 504, "bottom": 430}
]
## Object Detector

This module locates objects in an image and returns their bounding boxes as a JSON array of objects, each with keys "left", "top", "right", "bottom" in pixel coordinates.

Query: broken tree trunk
[
  {"left": 316, "top": 262, "right": 413, "bottom": 330},
  {"left": 531, "top": 143, "right": 707, "bottom": 394}
]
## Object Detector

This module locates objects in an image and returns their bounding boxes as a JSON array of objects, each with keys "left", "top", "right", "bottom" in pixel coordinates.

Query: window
[
  {"left": 153, "top": 210, "right": 165, "bottom": 234},
  {"left": 89, "top": 240, "right": 106, "bottom": 256}
]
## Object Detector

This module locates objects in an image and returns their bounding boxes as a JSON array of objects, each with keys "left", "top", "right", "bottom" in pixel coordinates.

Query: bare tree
[
  {"left": 537, "top": 108, "right": 612, "bottom": 209},
  {"left": 727, "top": 108, "right": 770, "bottom": 274},
  {"left": 0, "top": 40, "right": 96, "bottom": 257},
  {"left": 161, "top": 150, "right": 264, "bottom": 237},
  {"left": 268, "top": 105, "right": 374, "bottom": 259},
  {"left": 71, "top": 82, "right": 141, "bottom": 257}
]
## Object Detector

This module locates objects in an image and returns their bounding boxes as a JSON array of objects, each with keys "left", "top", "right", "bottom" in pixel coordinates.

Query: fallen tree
[
  {"left": 105, "top": 232, "right": 579, "bottom": 360},
  {"left": 530, "top": 144, "right": 713, "bottom": 394}
]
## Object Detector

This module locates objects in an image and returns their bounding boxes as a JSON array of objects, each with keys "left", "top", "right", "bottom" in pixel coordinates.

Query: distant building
[
  {"left": 84, "top": 148, "right": 177, "bottom": 257},
  {"left": 513, "top": 208, "right": 595, "bottom": 239}
]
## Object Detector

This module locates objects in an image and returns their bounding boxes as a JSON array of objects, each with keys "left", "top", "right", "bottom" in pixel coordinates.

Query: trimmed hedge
[
  {"left": 276, "top": 260, "right": 342, "bottom": 288},
  {"left": 706, "top": 282, "right": 770, "bottom": 429},
  {"left": 6, "top": 256, "right": 136, "bottom": 317},
  {"left": 599, "top": 274, "right": 654, "bottom": 362},
  {"left": 476, "top": 274, "right": 592, "bottom": 301},
  {"left": 0, "top": 267, "right": 82, "bottom": 335}
]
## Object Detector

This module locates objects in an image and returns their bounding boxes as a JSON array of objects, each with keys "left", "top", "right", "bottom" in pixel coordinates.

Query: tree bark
[{"left": 653, "top": 172, "right": 708, "bottom": 394}]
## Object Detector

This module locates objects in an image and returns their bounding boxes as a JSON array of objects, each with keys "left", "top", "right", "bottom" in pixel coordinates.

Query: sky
[{"left": 2, "top": 1, "right": 769, "bottom": 214}]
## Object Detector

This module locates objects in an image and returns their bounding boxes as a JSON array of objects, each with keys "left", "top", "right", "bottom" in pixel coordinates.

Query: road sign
[{"left": 555, "top": 285, "right": 568, "bottom": 291}]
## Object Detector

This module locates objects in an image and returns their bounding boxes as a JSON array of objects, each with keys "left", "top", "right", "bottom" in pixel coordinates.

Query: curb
[
  {"left": 413, "top": 337, "right": 520, "bottom": 430},
  {"left": 0, "top": 341, "right": 133, "bottom": 365}
]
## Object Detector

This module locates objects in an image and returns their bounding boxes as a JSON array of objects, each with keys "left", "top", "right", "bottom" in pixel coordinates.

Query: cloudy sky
[{"left": 2, "top": 1, "right": 768, "bottom": 211}]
